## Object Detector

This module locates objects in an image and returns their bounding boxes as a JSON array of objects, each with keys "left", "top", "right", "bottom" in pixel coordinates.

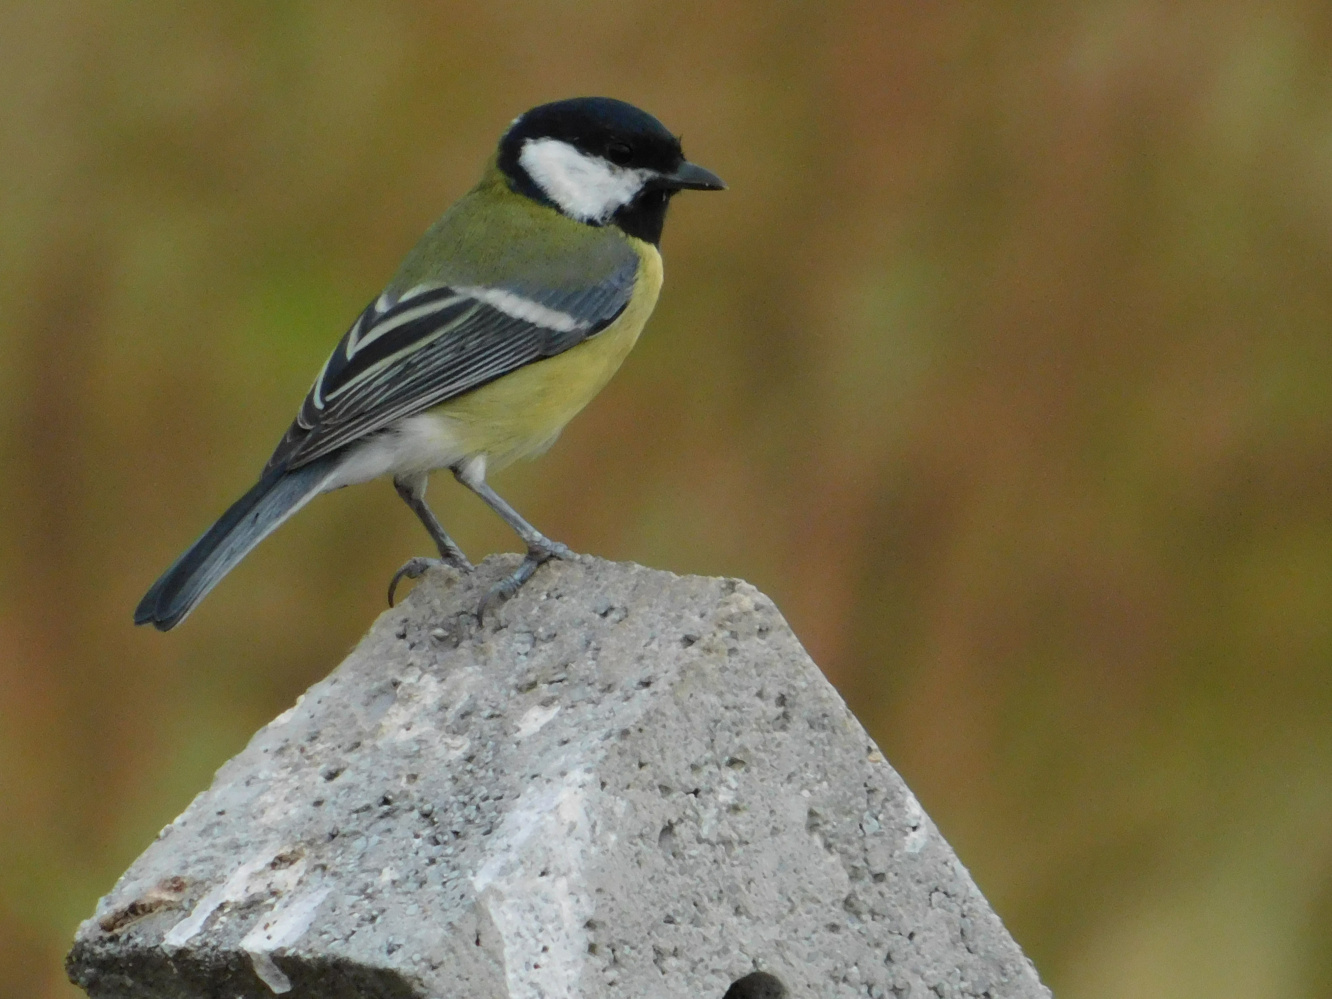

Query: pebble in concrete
[{"left": 68, "top": 556, "right": 1051, "bottom": 999}]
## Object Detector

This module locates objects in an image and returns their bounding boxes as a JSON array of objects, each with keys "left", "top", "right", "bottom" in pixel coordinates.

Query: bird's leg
[
  {"left": 395, "top": 473, "right": 472, "bottom": 566},
  {"left": 388, "top": 473, "right": 473, "bottom": 606},
  {"left": 453, "top": 456, "right": 574, "bottom": 620}
]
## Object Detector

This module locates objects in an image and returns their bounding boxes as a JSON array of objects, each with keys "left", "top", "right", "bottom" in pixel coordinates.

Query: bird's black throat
[{"left": 612, "top": 187, "right": 673, "bottom": 245}]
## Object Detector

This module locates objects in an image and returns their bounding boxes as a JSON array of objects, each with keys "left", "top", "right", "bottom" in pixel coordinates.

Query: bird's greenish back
[{"left": 388, "top": 159, "right": 639, "bottom": 295}]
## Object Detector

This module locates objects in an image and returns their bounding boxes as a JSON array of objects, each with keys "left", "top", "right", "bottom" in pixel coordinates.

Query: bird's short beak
[{"left": 661, "top": 161, "right": 727, "bottom": 191}]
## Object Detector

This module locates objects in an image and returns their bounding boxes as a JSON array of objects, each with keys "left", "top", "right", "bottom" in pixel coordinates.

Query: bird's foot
[
  {"left": 434, "top": 537, "right": 473, "bottom": 573},
  {"left": 477, "top": 539, "right": 575, "bottom": 624},
  {"left": 388, "top": 552, "right": 472, "bottom": 607}
]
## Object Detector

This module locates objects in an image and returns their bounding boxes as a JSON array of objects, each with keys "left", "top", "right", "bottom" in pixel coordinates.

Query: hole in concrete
[
  {"left": 658, "top": 822, "right": 677, "bottom": 855},
  {"left": 722, "top": 971, "right": 786, "bottom": 999}
]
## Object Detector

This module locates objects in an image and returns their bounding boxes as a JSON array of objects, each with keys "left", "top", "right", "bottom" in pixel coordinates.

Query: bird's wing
[{"left": 266, "top": 256, "right": 639, "bottom": 471}]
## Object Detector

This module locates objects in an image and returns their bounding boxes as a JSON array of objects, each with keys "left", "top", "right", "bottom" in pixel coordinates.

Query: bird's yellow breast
[{"left": 426, "top": 238, "right": 663, "bottom": 468}]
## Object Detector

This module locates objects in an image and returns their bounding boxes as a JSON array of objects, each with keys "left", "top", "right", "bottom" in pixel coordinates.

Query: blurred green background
[{"left": 3, "top": 2, "right": 1332, "bottom": 996}]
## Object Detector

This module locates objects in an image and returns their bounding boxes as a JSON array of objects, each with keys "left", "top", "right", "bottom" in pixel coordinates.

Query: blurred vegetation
[{"left": 3, "top": 2, "right": 1332, "bottom": 997}]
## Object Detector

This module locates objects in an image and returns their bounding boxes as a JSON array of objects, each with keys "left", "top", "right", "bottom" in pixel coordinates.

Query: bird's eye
[{"left": 606, "top": 141, "right": 633, "bottom": 165}]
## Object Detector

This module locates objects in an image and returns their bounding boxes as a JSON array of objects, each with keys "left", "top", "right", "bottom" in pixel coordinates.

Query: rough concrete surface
[{"left": 68, "top": 556, "right": 1050, "bottom": 999}]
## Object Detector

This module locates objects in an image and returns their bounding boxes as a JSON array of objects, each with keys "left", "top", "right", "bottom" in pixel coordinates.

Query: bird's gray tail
[{"left": 134, "top": 456, "right": 339, "bottom": 631}]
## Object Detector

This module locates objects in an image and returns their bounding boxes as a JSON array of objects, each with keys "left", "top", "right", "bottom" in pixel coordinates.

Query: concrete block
[{"left": 68, "top": 556, "right": 1050, "bottom": 999}]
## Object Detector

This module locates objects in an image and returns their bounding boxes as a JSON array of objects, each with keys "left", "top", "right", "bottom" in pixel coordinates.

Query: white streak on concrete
[
  {"left": 268, "top": 694, "right": 305, "bottom": 728},
  {"left": 514, "top": 703, "right": 560, "bottom": 740},
  {"left": 377, "top": 671, "right": 446, "bottom": 743},
  {"left": 903, "top": 792, "right": 929, "bottom": 854},
  {"left": 240, "top": 886, "right": 332, "bottom": 994},
  {"left": 163, "top": 847, "right": 282, "bottom": 948},
  {"left": 472, "top": 770, "right": 599, "bottom": 999}
]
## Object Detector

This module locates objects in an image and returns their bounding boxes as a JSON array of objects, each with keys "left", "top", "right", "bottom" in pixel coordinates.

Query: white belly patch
[{"left": 320, "top": 412, "right": 468, "bottom": 491}]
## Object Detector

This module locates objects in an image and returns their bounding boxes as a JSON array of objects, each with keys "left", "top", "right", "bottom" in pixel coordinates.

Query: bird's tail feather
[{"left": 134, "top": 456, "right": 339, "bottom": 631}]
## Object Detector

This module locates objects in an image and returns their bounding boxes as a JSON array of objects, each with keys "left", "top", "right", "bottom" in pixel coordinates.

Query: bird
[{"left": 134, "top": 97, "right": 725, "bottom": 631}]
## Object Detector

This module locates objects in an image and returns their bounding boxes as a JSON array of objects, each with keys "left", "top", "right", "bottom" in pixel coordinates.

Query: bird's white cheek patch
[{"left": 519, "top": 138, "right": 649, "bottom": 224}]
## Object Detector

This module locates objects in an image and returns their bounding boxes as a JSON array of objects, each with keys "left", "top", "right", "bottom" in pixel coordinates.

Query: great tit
[{"left": 135, "top": 97, "right": 724, "bottom": 630}]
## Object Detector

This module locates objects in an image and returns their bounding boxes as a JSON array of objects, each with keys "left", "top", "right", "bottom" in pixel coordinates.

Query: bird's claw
[
  {"left": 539, "top": 540, "right": 574, "bottom": 561},
  {"left": 476, "top": 540, "right": 575, "bottom": 624},
  {"left": 388, "top": 554, "right": 470, "bottom": 607}
]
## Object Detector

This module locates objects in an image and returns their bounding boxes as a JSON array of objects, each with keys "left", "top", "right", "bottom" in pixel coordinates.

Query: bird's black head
[{"left": 498, "top": 97, "right": 725, "bottom": 245}]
